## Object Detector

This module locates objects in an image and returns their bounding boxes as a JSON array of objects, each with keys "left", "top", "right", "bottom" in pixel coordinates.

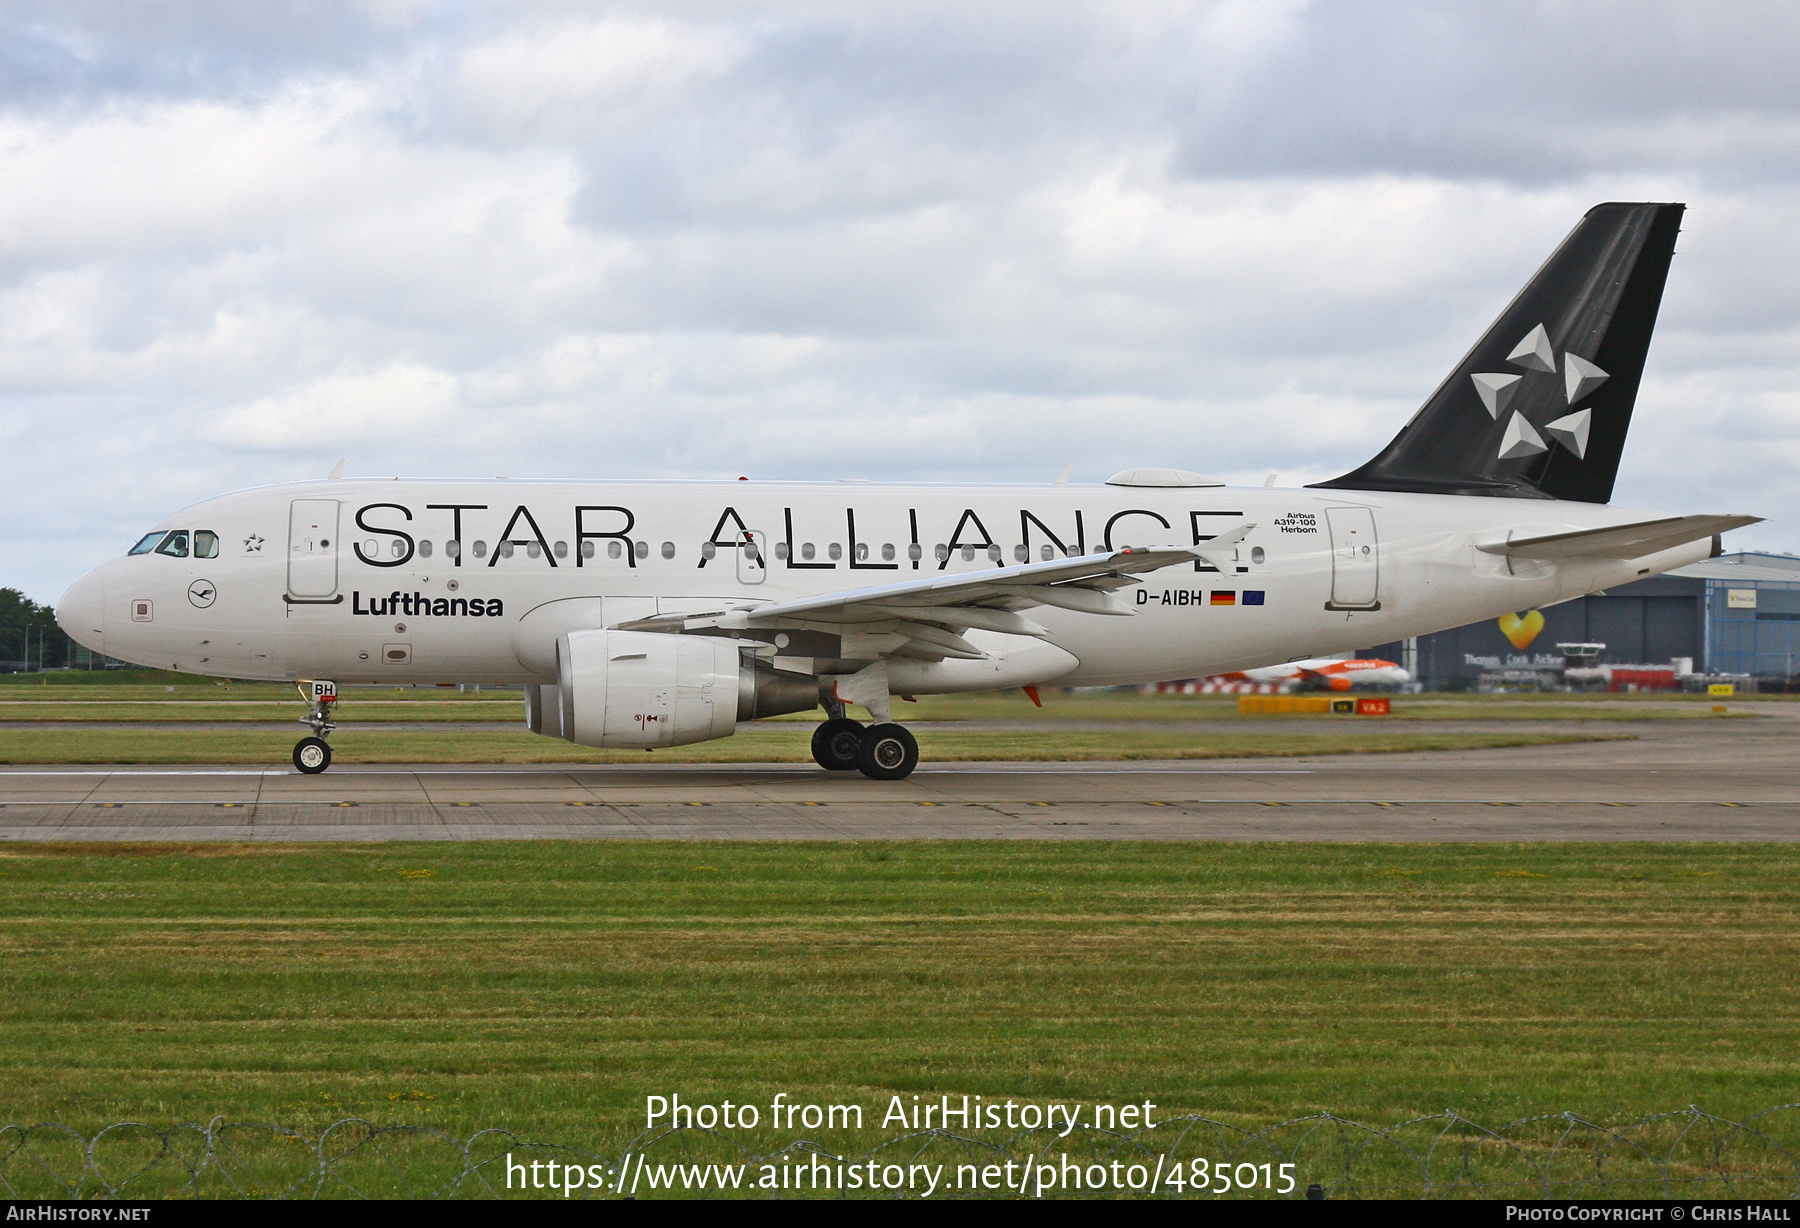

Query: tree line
[{"left": 0, "top": 588, "right": 73, "bottom": 670}]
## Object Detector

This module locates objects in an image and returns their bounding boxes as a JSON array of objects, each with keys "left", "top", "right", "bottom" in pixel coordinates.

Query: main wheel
[
  {"left": 293, "top": 736, "right": 332, "bottom": 774},
  {"left": 811, "top": 718, "right": 864, "bottom": 771},
  {"left": 855, "top": 723, "right": 919, "bottom": 781}
]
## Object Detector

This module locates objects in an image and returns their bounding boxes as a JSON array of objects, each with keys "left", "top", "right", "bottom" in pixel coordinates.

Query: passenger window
[
  {"left": 526, "top": 542, "right": 541, "bottom": 559},
  {"left": 1251, "top": 546, "right": 1265, "bottom": 564},
  {"left": 419, "top": 540, "right": 433, "bottom": 558},
  {"left": 391, "top": 540, "right": 405, "bottom": 559},
  {"left": 129, "top": 532, "right": 163, "bottom": 555},
  {"left": 661, "top": 541, "right": 675, "bottom": 559},
  {"left": 855, "top": 543, "right": 868, "bottom": 562},
  {"left": 1013, "top": 545, "right": 1027, "bottom": 563},
  {"left": 961, "top": 545, "right": 975, "bottom": 562},
  {"left": 473, "top": 541, "right": 488, "bottom": 559},
  {"left": 1041, "top": 545, "right": 1054, "bottom": 560},
  {"left": 634, "top": 541, "right": 648, "bottom": 560},
  {"left": 775, "top": 542, "right": 790, "bottom": 560},
  {"left": 447, "top": 540, "right": 461, "bottom": 558},
  {"left": 154, "top": 531, "right": 189, "bottom": 558},
  {"left": 581, "top": 541, "right": 594, "bottom": 559},
  {"left": 554, "top": 541, "right": 568, "bottom": 559},
  {"left": 882, "top": 543, "right": 895, "bottom": 562},
  {"left": 194, "top": 530, "right": 219, "bottom": 558},
  {"left": 987, "top": 545, "right": 1001, "bottom": 563},
  {"left": 605, "top": 541, "right": 618, "bottom": 559},
  {"left": 828, "top": 543, "right": 842, "bottom": 561},
  {"left": 801, "top": 543, "right": 815, "bottom": 561},
  {"left": 935, "top": 544, "right": 948, "bottom": 561},
  {"left": 499, "top": 542, "right": 514, "bottom": 558},
  {"left": 701, "top": 542, "right": 716, "bottom": 560},
  {"left": 908, "top": 543, "right": 922, "bottom": 561}
]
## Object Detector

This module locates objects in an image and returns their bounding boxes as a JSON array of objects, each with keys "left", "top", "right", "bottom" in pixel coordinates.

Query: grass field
[{"left": 1, "top": 840, "right": 1796, "bottom": 1155}]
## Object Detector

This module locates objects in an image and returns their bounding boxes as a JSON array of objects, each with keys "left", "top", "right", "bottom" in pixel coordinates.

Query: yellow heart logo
[{"left": 1498, "top": 609, "right": 1545, "bottom": 650}]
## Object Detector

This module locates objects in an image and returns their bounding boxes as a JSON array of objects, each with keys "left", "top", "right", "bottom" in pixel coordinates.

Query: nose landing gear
[{"left": 293, "top": 680, "right": 337, "bottom": 774}]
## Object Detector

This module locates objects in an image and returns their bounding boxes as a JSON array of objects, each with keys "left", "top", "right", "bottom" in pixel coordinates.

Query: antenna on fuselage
[{"left": 327, "top": 458, "right": 346, "bottom": 480}]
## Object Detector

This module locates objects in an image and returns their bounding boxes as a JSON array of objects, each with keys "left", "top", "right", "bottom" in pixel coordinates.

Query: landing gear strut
[{"left": 293, "top": 680, "right": 337, "bottom": 774}]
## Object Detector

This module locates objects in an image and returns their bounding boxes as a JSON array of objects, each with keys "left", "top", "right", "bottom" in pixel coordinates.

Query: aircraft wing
[
  {"left": 1476, "top": 514, "right": 1761, "bottom": 561},
  {"left": 617, "top": 532, "right": 1251, "bottom": 661}
]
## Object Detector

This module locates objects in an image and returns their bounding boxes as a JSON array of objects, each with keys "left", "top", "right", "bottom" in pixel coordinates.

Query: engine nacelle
[{"left": 551, "top": 630, "right": 821, "bottom": 748}]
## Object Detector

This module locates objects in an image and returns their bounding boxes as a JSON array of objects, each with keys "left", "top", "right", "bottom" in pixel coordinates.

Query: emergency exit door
[
  {"left": 288, "top": 499, "right": 341, "bottom": 599},
  {"left": 1325, "top": 506, "right": 1380, "bottom": 609}
]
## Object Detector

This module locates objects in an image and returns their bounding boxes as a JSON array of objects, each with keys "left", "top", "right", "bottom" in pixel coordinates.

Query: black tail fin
[{"left": 1312, "top": 201, "right": 1684, "bottom": 503}]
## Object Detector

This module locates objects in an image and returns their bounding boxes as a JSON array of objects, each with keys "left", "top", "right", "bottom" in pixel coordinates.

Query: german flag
[{"left": 1210, "top": 591, "right": 1236, "bottom": 606}]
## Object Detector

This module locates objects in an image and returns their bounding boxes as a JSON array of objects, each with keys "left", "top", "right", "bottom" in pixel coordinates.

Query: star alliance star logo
[
  {"left": 1470, "top": 322, "right": 1604, "bottom": 461},
  {"left": 244, "top": 534, "right": 264, "bottom": 553}
]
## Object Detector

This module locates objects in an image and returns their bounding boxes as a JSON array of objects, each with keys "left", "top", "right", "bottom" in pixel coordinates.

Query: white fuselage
[{"left": 56, "top": 478, "right": 1711, "bottom": 689}]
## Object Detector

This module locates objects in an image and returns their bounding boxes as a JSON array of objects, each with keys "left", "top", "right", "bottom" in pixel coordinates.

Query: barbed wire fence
[{"left": 2, "top": 1105, "right": 1797, "bottom": 1200}]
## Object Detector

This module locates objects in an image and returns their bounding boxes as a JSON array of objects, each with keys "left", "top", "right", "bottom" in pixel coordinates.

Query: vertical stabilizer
[{"left": 1312, "top": 202, "right": 1684, "bottom": 503}]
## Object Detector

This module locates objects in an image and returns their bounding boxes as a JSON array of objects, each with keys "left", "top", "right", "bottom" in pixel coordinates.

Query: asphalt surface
[{"left": 1, "top": 704, "right": 1793, "bottom": 841}]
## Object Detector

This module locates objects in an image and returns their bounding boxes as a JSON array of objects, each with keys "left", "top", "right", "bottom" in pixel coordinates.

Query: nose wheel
[
  {"left": 293, "top": 737, "right": 332, "bottom": 774},
  {"left": 293, "top": 680, "right": 338, "bottom": 774}
]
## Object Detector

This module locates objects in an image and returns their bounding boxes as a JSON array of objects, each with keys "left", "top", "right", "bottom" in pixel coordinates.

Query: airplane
[
  {"left": 1159, "top": 657, "right": 1412, "bottom": 694},
  {"left": 56, "top": 202, "right": 1758, "bottom": 780}
]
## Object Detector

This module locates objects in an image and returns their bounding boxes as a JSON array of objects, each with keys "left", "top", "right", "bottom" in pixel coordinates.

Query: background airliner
[{"left": 57, "top": 203, "right": 1756, "bottom": 779}]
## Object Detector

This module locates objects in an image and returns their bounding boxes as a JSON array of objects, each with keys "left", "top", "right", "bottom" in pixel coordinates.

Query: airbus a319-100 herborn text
[{"left": 57, "top": 204, "right": 1757, "bottom": 779}]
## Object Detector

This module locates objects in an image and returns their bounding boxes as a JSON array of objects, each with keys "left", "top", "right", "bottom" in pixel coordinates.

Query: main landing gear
[
  {"left": 293, "top": 680, "right": 338, "bottom": 774},
  {"left": 810, "top": 715, "right": 920, "bottom": 781}
]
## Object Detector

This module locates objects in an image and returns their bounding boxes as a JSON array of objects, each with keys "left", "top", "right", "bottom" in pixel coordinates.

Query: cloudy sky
[{"left": 5, "top": 0, "right": 1800, "bottom": 603}]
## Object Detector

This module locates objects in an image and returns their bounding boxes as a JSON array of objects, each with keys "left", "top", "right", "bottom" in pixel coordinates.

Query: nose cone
[{"left": 57, "top": 571, "right": 106, "bottom": 655}]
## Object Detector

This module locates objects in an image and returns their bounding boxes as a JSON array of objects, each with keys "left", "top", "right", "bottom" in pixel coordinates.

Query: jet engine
[{"left": 532, "top": 629, "right": 819, "bottom": 748}]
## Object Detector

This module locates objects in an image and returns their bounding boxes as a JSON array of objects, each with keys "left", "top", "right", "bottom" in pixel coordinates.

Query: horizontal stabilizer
[{"left": 1476, "top": 514, "right": 1761, "bottom": 561}]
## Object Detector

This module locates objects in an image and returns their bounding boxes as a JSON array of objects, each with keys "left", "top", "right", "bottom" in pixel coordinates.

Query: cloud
[{"left": 4, "top": 0, "right": 1800, "bottom": 603}]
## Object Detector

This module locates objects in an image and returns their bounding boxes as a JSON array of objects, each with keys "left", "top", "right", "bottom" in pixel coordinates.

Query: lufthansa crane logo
[{"left": 187, "top": 579, "right": 217, "bottom": 609}]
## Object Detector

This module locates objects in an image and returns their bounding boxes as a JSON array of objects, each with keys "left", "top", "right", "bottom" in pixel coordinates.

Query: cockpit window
[
  {"left": 153, "top": 531, "right": 189, "bottom": 558},
  {"left": 128, "top": 532, "right": 163, "bottom": 555},
  {"left": 194, "top": 530, "right": 219, "bottom": 559}
]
